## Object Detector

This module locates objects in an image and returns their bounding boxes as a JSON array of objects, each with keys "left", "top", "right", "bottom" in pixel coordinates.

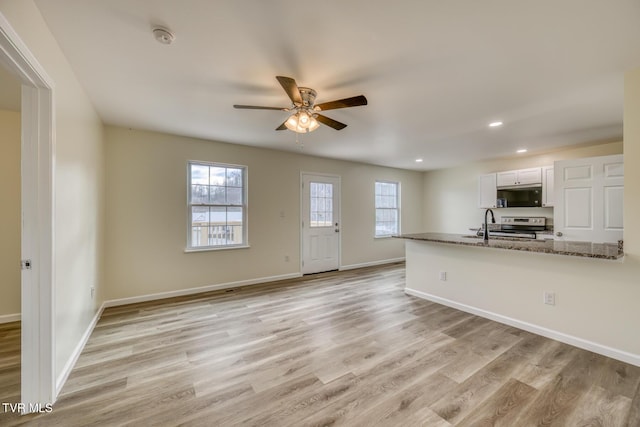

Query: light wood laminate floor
[{"left": 1, "top": 263, "right": 639, "bottom": 426}]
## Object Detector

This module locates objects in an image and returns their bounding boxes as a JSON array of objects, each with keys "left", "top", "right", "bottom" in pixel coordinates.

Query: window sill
[
  {"left": 184, "top": 244, "right": 250, "bottom": 253},
  {"left": 374, "top": 235, "right": 396, "bottom": 239}
]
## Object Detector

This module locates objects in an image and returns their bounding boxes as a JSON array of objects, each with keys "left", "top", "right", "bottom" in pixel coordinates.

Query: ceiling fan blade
[
  {"left": 276, "top": 76, "right": 303, "bottom": 106},
  {"left": 314, "top": 95, "right": 367, "bottom": 111},
  {"left": 276, "top": 120, "right": 288, "bottom": 131},
  {"left": 316, "top": 114, "right": 347, "bottom": 130},
  {"left": 233, "top": 104, "right": 287, "bottom": 110}
]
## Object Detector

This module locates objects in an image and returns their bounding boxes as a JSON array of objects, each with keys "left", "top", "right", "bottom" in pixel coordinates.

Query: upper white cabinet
[
  {"left": 478, "top": 173, "right": 497, "bottom": 208},
  {"left": 496, "top": 167, "right": 542, "bottom": 187},
  {"left": 542, "top": 166, "right": 554, "bottom": 207},
  {"left": 496, "top": 171, "right": 517, "bottom": 187},
  {"left": 554, "top": 154, "right": 623, "bottom": 243}
]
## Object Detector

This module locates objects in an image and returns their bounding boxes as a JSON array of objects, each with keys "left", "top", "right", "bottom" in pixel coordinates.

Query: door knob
[
  {"left": 556, "top": 232, "right": 563, "bottom": 237},
  {"left": 335, "top": 228, "right": 340, "bottom": 233}
]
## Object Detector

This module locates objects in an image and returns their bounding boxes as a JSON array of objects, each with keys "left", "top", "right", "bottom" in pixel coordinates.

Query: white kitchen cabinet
[
  {"left": 496, "top": 167, "right": 542, "bottom": 187},
  {"left": 542, "top": 165, "right": 554, "bottom": 207},
  {"left": 478, "top": 173, "right": 497, "bottom": 208},
  {"left": 554, "top": 154, "right": 623, "bottom": 243}
]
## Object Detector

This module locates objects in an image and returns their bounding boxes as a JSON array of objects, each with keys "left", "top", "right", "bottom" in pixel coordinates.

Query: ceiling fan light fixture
[
  {"left": 286, "top": 114, "right": 299, "bottom": 128},
  {"left": 298, "top": 111, "right": 311, "bottom": 128},
  {"left": 284, "top": 110, "right": 319, "bottom": 133},
  {"left": 308, "top": 116, "right": 320, "bottom": 132},
  {"left": 284, "top": 112, "right": 307, "bottom": 133}
]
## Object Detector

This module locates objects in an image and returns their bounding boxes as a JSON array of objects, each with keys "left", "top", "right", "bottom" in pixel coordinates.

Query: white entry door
[
  {"left": 554, "top": 154, "right": 623, "bottom": 243},
  {"left": 301, "top": 174, "right": 340, "bottom": 274}
]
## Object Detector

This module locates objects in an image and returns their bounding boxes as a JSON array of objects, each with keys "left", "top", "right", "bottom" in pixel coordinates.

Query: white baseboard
[
  {"left": 0, "top": 313, "right": 20, "bottom": 324},
  {"left": 340, "top": 257, "right": 405, "bottom": 271},
  {"left": 103, "top": 272, "right": 303, "bottom": 308},
  {"left": 404, "top": 287, "right": 640, "bottom": 368},
  {"left": 55, "top": 303, "right": 105, "bottom": 395}
]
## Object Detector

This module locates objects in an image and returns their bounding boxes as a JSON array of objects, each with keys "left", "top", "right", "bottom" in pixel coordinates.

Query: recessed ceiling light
[
  {"left": 489, "top": 121, "right": 503, "bottom": 127},
  {"left": 517, "top": 149, "right": 527, "bottom": 153},
  {"left": 415, "top": 158, "right": 423, "bottom": 163}
]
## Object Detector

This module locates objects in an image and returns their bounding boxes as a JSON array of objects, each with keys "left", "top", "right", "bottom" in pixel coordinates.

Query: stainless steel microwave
[{"left": 496, "top": 186, "right": 542, "bottom": 208}]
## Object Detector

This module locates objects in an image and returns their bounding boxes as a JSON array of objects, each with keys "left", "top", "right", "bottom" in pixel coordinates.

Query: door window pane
[{"left": 310, "top": 182, "right": 333, "bottom": 227}]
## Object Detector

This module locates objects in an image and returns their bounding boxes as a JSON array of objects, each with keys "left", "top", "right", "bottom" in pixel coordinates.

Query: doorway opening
[{"left": 0, "top": 65, "right": 21, "bottom": 420}]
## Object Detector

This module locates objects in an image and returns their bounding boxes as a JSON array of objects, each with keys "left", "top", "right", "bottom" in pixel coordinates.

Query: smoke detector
[{"left": 153, "top": 26, "right": 175, "bottom": 45}]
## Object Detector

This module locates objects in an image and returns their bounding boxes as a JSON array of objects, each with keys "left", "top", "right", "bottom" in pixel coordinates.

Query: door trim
[
  {"left": 0, "top": 12, "right": 56, "bottom": 410},
  {"left": 300, "top": 171, "right": 342, "bottom": 274}
]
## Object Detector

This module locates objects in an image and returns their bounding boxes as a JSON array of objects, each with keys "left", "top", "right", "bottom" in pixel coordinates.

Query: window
[
  {"left": 375, "top": 181, "right": 400, "bottom": 237},
  {"left": 187, "top": 161, "right": 247, "bottom": 250},
  {"left": 310, "top": 182, "right": 333, "bottom": 227}
]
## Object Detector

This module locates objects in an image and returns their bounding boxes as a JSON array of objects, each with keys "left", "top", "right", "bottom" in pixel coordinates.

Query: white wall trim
[
  {"left": 0, "top": 11, "right": 56, "bottom": 411},
  {"left": 55, "top": 304, "right": 105, "bottom": 394},
  {"left": 0, "top": 313, "right": 21, "bottom": 324},
  {"left": 104, "top": 272, "right": 303, "bottom": 308},
  {"left": 340, "top": 257, "right": 405, "bottom": 271},
  {"left": 405, "top": 287, "right": 640, "bottom": 368}
]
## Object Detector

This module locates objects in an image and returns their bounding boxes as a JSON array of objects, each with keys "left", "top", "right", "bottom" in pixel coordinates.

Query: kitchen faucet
[{"left": 484, "top": 208, "right": 495, "bottom": 242}]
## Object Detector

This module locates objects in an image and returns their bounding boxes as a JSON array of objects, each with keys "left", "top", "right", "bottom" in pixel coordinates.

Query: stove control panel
[{"left": 501, "top": 216, "right": 546, "bottom": 226}]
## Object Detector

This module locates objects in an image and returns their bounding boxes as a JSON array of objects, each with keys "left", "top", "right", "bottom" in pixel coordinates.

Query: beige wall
[
  {"left": 422, "top": 141, "right": 623, "bottom": 233},
  {"left": 0, "top": 110, "right": 20, "bottom": 316},
  {"left": 104, "top": 126, "right": 423, "bottom": 300},
  {"left": 0, "top": 0, "right": 105, "bottom": 379},
  {"left": 406, "top": 69, "right": 640, "bottom": 361},
  {"left": 624, "top": 68, "right": 640, "bottom": 254}
]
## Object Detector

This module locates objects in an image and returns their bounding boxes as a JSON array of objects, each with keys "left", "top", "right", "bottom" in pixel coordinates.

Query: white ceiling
[{"left": 33, "top": 0, "right": 640, "bottom": 170}]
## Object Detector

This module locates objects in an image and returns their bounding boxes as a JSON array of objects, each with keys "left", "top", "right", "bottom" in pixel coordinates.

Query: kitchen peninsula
[{"left": 396, "top": 232, "right": 636, "bottom": 366}]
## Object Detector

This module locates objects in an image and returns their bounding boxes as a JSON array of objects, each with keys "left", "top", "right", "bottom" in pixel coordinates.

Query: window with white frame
[
  {"left": 188, "top": 161, "right": 247, "bottom": 249},
  {"left": 375, "top": 181, "right": 400, "bottom": 237}
]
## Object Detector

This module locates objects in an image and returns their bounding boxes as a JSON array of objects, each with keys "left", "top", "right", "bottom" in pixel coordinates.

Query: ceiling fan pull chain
[{"left": 295, "top": 131, "right": 304, "bottom": 149}]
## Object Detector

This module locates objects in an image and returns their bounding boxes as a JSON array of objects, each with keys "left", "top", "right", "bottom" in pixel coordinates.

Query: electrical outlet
[
  {"left": 439, "top": 271, "right": 447, "bottom": 281},
  {"left": 284, "top": 255, "right": 290, "bottom": 262},
  {"left": 543, "top": 291, "right": 555, "bottom": 306}
]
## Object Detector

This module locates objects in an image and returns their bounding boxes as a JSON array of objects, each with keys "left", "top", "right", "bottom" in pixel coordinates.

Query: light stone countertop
[{"left": 396, "top": 233, "right": 624, "bottom": 260}]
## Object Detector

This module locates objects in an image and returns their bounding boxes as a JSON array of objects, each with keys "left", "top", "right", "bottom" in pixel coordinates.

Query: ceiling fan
[{"left": 233, "top": 76, "right": 367, "bottom": 133}]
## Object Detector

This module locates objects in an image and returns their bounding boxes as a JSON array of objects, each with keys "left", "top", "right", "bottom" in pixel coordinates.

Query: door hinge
[{"left": 21, "top": 259, "right": 32, "bottom": 270}]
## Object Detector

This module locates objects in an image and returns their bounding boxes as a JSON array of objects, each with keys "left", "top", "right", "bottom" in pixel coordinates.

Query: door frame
[
  {"left": 0, "top": 13, "right": 56, "bottom": 410},
  {"left": 299, "top": 171, "right": 342, "bottom": 274}
]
